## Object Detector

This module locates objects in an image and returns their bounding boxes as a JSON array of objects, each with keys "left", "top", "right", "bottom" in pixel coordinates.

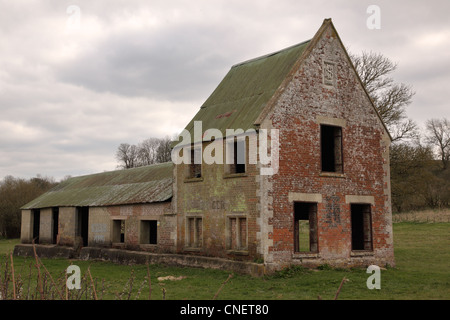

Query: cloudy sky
[{"left": 1, "top": 0, "right": 449, "bottom": 181}]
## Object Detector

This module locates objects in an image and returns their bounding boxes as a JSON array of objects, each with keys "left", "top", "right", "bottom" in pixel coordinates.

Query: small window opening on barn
[
  {"left": 140, "top": 220, "right": 157, "bottom": 245},
  {"left": 227, "top": 138, "right": 246, "bottom": 174},
  {"left": 227, "top": 217, "right": 247, "bottom": 251},
  {"left": 113, "top": 219, "right": 125, "bottom": 243},
  {"left": 186, "top": 217, "right": 202, "bottom": 248},
  {"left": 32, "top": 209, "right": 40, "bottom": 244},
  {"left": 294, "top": 202, "right": 318, "bottom": 253},
  {"left": 351, "top": 204, "right": 373, "bottom": 251},
  {"left": 188, "top": 146, "right": 202, "bottom": 178},
  {"left": 52, "top": 207, "right": 59, "bottom": 244},
  {"left": 321, "top": 125, "right": 343, "bottom": 173}
]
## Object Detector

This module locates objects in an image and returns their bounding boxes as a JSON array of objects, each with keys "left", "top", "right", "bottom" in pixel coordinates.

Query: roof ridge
[
  {"left": 67, "top": 161, "right": 174, "bottom": 180},
  {"left": 231, "top": 39, "right": 311, "bottom": 68}
]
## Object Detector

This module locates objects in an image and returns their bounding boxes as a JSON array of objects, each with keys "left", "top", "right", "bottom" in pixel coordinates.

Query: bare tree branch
[
  {"left": 426, "top": 118, "right": 450, "bottom": 169},
  {"left": 349, "top": 50, "right": 417, "bottom": 142}
]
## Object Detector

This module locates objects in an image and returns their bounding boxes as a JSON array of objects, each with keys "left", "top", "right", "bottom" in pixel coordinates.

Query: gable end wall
[{"left": 260, "top": 24, "right": 394, "bottom": 270}]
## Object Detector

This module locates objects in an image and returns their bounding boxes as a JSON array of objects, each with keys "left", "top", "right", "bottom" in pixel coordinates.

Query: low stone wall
[
  {"left": 80, "top": 247, "right": 265, "bottom": 277},
  {"left": 13, "top": 244, "right": 76, "bottom": 259},
  {"left": 13, "top": 244, "right": 265, "bottom": 277}
]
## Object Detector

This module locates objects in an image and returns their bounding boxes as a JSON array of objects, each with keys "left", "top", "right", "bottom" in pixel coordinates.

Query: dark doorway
[
  {"left": 32, "top": 209, "right": 40, "bottom": 244},
  {"left": 293, "top": 202, "right": 318, "bottom": 253},
  {"left": 77, "top": 207, "right": 89, "bottom": 247},
  {"left": 351, "top": 204, "right": 372, "bottom": 251},
  {"left": 140, "top": 220, "right": 157, "bottom": 245},
  {"left": 149, "top": 220, "right": 157, "bottom": 244},
  {"left": 52, "top": 207, "right": 59, "bottom": 244}
]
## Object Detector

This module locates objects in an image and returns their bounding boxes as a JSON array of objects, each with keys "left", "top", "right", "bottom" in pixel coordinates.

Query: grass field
[{"left": 0, "top": 222, "right": 449, "bottom": 300}]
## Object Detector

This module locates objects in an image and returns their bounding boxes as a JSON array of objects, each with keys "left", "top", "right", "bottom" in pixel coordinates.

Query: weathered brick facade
[
  {"left": 173, "top": 135, "right": 261, "bottom": 260},
  {"left": 258, "top": 21, "right": 394, "bottom": 270}
]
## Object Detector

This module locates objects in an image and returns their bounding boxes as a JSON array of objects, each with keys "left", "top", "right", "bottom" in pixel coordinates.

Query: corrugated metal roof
[
  {"left": 181, "top": 40, "right": 311, "bottom": 143},
  {"left": 21, "top": 162, "right": 173, "bottom": 209}
]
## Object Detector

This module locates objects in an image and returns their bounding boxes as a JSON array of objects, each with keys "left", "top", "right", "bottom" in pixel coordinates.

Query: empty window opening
[
  {"left": 113, "top": 220, "right": 125, "bottom": 243},
  {"left": 32, "top": 209, "right": 40, "bottom": 244},
  {"left": 188, "top": 147, "right": 202, "bottom": 178},
  {"left": 76, "top": 207, "right": 89, "bottom": 247},
  {"left": 228, "top": 217, "right": 247, "bottom": 250},
  {"left": 52, "top": 207, "right": 59, "bottom": 244},
  {"left": 294, "top": 202, "right": 318, "bottom": 253},
  {"left": 140, "top": 220, "right": 157, "bottom": 245},
  {"left": 321, "top": 125, "right": 343, "bottom": 173},
  {"left": 227, "top": 138, "right": 246, "bottom": 174},
  {"left": 351, "top": 204, "right": 373, "bottom": 251},
  {"left": 186, "top": 217, "right": 202, "bottom": 248}
]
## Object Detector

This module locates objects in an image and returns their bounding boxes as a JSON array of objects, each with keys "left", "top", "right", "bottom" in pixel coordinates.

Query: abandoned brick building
[{"left": 17, "top": 19, "right": 395, "bottom": 273}]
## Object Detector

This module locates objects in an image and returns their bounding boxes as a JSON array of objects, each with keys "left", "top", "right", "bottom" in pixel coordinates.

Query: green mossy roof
[
  {"left": 182, "top": 40, "right": 311, "bottom": 142},
  {"left": 21, "top": 162, "right": 173, "bottom": 209}
]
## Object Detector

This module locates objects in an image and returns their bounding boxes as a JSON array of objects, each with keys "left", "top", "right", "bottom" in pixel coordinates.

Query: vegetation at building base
[{"left": 1, "top": 220, "right": 449, "bottom": 300}]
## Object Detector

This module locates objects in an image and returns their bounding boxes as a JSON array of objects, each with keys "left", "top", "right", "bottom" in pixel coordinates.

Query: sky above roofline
[{"left": 1, "top": 0, "right": 449, "bottom": 181}]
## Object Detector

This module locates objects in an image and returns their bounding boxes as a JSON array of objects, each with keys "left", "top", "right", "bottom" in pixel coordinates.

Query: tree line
[
  {"left": 115, "top": 136, "right": 172, "bottom": 169},
  {"left": 350, "top": 51, "right": 450, "bottom": 212}
]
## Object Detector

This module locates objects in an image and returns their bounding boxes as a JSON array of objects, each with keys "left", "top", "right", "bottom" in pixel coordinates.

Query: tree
[
  {"left": 115, "top": 143, "right": 139, "bottom": 169},
  {"left": 115, "top": 137, "right": 173, "bottom": 169},
  {"left": 137, "top": 138, "right": 161, "bottom": 166},
  {"left": 0, "top": 175, "right": 57, "bottom": 238},
  {"left": 350, "top": 51, "right": 417, "bottom": 142},
  {"left": 389, "top": 142, "right": 437, "bottom": 211},
  {"left": 425, "top": 118, "right": 450, "bottom": 170},
  {"left": 155, "top": 136, "right": 172, "bottom": 164}
]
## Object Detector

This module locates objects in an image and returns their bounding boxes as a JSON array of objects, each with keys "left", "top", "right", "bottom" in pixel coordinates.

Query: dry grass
[{"left": 392, "top": 208, "right": 450, "bottom": 223}]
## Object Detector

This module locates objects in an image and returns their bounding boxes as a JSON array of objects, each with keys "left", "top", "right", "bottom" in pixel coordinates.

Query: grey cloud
[
  {"left": 1, "top": 0, "right": 450, "bottom": 181},
  {"left": 56, "top": 24, "right": 234, "bottom": 101}
]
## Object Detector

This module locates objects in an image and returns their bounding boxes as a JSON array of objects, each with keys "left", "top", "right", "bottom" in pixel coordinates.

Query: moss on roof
[
  {"left": 21, "top": 162, "right": 173, "bottom": 209},
  {"left": 181, "top": 40, "right": 311, "bottom": 143}
]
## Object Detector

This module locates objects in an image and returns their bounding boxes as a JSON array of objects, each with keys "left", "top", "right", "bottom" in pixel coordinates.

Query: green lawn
[{"left": 1, "top": 222, "right": 449, "bottom": 300}]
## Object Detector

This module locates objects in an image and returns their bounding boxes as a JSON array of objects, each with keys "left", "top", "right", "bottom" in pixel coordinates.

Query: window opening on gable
[{"left": 321, "top": 125, "right": 343, "bottom": 173}]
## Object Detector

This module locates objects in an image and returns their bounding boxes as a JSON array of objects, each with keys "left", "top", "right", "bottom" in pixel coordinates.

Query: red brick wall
[{"left": 261, "top": 24, "right": 394, "bottom": 269}]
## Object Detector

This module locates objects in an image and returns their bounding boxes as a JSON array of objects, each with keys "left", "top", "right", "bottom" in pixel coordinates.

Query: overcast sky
[{"left": 1, "top": 0, "right": 449, "bottom": 181}]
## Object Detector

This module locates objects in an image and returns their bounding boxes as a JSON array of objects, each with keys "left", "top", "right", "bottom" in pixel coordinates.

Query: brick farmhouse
[{"left": 16, "top": 19, "right": 395, "bottom": 274}]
